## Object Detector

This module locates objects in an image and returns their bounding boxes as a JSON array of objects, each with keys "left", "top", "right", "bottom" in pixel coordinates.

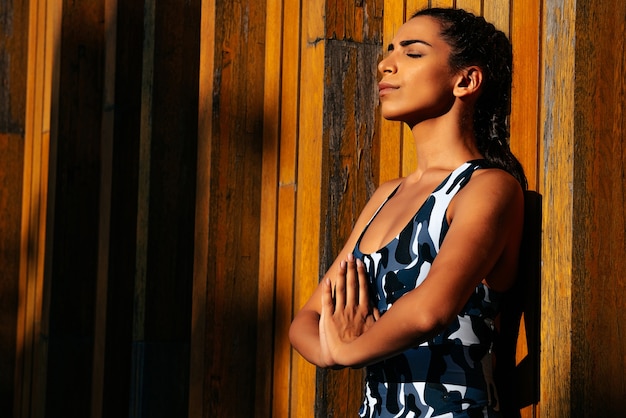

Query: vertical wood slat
[
  {"left": 130, "top": 0, "right": 155, "bottom": 414},
  {"left": 540, "top": 0, "right": 576, "bottom": 417},
  {"left": 509, "top": 2, "right": 542, "bottom": 417},
  {"left": 91, "top": 0, "right": 117, "bottom": 416},
  {"left": 271, "top": 0, "right": 301, "bottom": 415},
  {"left": 0, "top": 2, "right": 28, "bottom": 415},
  {"left": 571, "top": 1, "right": 626, "bottom": 417},
  {"left": 256, "top": 0, "right": 281, "bottom": 414},
  {"left": 16, "top": 0, "right": 61, "bottom": 416},
  {"left": 455, "top": 0, "right": 482, "bottom": 15},
  {"left": 429, "top": 0, "right": 454, "bottom": 8},
  {"left": 291, "top": 0, "right": 325, "bottom": 415},
  {"left": 188, "top": 0, "right": 216, "bottom": 416},
  {"left": 483, "top": 0, "right": 510, "bottom": 36},
  {"left": 378, "top": 1, "right": 404, "bottom": 183}
]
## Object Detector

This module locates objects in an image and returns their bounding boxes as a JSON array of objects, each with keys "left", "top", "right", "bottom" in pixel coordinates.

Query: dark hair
[{"left": 412, "top": 8, "right": 527, "bottom": 190}]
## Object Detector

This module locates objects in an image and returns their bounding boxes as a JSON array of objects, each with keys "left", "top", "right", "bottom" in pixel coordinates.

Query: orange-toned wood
[
  {"left": 378, "top": 1, "right": 405, "bottom": 183},
  {"left": 456, "top": 0, "right": 482, "bottom": 15},
  {"left": 511, "top": 0, "right": 541, "bottom": 191},
  {"left": 509, "top": 3, "right": 542, "bottom": 416},
  {"left": 483, "top": 0, "right": 510, "bottom": 36},
  {"left": 430, "top": 0, "right": 454, "bottom": 9},
  {"left": 0, "top": 2, "right": 28, "bottom": 417},
  {"left": 539, "top": 0, "right": 576, "bottom": 416},
  {"left": 290, "top": 0, "right": 326, "bottom": 416},
  {"left": 569, "top": 1, "right": 626, "bottom": 417},
  {"left": 188, "top": 0, "right": 216, "bottom": 416},
  {"left": 268, "top": 0, "right": 302, "bottom": 417},
  {"left": 256, "top": 0, "right": 282, "bottom": 415},
  {"left": 16, "top": 0, "right": 61, "bottom": 416}
]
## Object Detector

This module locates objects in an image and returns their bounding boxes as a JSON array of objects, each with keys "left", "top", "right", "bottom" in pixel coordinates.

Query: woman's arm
[
  {"left": 319, "top": 169, "right": 524, "bottom": 368},
  {"left": 288, "top": 179, "right": 402, "bottom": 367}
]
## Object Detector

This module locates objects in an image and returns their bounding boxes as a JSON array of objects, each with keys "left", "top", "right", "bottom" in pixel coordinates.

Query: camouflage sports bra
[{"left": 354, "top": 160, "right": 503, "bottom": 418}]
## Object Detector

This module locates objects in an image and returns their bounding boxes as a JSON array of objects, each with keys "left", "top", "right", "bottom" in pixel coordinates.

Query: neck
[{"left": 408, "top": 110, "right": 482, "bottom": 176}]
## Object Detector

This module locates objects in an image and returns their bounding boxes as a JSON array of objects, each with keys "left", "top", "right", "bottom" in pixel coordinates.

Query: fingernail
[
  {"left": 347, "top": 253, "right": 354, "bottom": 262},
  {"left": 356, "top": 258, "right": 363, "bottom": 267}
]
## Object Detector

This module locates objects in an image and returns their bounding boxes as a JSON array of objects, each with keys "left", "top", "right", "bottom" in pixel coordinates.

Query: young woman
[{"left": 289, "top": 7, "right": 526, "bottom": 417}]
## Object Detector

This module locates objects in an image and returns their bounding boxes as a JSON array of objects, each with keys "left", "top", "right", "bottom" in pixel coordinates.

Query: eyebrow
[{"left": 387, "top": 39, "right": 433, "bottom": 51}]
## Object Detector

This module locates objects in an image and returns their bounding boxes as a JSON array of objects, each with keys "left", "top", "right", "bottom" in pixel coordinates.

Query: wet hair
[{"left": 412, "top": 8, "right": 527, "bottom": 189}]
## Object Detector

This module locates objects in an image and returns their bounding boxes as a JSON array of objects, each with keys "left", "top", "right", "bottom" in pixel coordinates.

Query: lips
[{"left": 378, "top": 82, "right": 397, "bottom": 96}]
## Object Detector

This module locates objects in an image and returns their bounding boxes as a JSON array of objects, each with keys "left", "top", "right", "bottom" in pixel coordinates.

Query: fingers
[
  {"left": 334, "top": 261, "right": 346, "bottom": 308},
  {"left": 321, "top": 278, "right": 334, "bottom": 316},
  {"left": 356, "top": 257, "right": 370, "bottom": 308},
  {"left": 373, "top": 307, "right": 381, "bottom": 322},
  {"left": 345, "top": 253, "right": 358, "bottom": 308}
]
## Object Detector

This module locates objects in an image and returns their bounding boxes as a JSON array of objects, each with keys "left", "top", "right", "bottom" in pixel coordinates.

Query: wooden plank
[
  {"left": 405, "top": 1, "right": 429, "bottom": 22},
  {"left": 540, "top": 0, "right": 577, "bottom": 416},
  {"left": 0, "top": 134, "right": 22, "bottom": 417},
  {"left": 0, "top": 1, "right": 29, "bottom": 416},
  {"left": 378, "top": 0, "right": 404, "bottom": 183},
  {"left": 429, "top": 0, "right": 454, "bottom": 9},
  {"left": 316, "top": 40, "right": 381, "bottom": 417},
  {"left": 291, "top": 0, "right": 325, "bottom": 414},
  {"left": 571, "top": 1, "right": 626, "bottom": 416},
  {"left": 202, "top": 0, "right": 265, "bottom": 415},
  {"left": 511, "top": 0, "right": 541, "bottom": 190},
  {"left": 16, "top": 0, "right": 60, "bottom": 415},
  {"left": 509, "top": 3, "right": 542, "bottom": 415},
  {"left": 483, "top": 0, "right": 510, "bottom": 36},
  {"left": 272, "top": 5, "right": 301, "bottom": 415},
  {"left": 455, "top": 0, "right": 482, "bottom": 15},
  {"left": 255, "top": 1, "right": 281, "bottom": 417},
  {"left": 188, "top": 0, "right": 216, "bottom": 416},
  {"left": 91, "top": 0, "right": 117, "bottom": 416}
]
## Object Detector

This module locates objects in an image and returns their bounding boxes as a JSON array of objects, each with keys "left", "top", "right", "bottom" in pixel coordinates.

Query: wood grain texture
[
  {"left": 456, "top": 0, "right": 482, "bottom": 15},
  {"left": 0, "top": 1, "right": 29, "bottom": 415},
  {"left": 256, "top": 0, "right": 282, "bottom": 415},
  {"left": 571, "top": 0, "right": 626, "bottom": 416},
  {"left": 378, "top": 0, "right": 404, "bottom": 183},
  {"left": 291, "top": 0, "right": 325, "bottom": 414},
  {"left": 316, "top": 39, "right": 381, "bottom": 417},
  {"left": 19, "top": 0, "right": 60, "bottom": 417},
  {"left": 189, "top": 0, "right": 216, "bottom": 416},
  {"left": 483, "top": 0, "right": 510, "bottom": 36},
  {"left": 274, "top": 5, "right": 300, "bottom": 402},
  {"left": 204, "top": 0, "right": 265, "bottom": 415},
  {"left": 540, "top": 1, "right": 576, "bottom": 417}
]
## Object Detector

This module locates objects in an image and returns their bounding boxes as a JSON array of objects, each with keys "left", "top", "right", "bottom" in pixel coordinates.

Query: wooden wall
[
  {"left": 541, "top": 0, "right": 626, "bottom": 416},
  {"left": 1, "top": 0, "right": 625, "bottom": 417}
]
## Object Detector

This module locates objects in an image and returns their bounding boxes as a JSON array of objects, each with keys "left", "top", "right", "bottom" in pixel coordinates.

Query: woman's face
[{"left": 378, "top": 16, "right": 458, "bottom": 126}]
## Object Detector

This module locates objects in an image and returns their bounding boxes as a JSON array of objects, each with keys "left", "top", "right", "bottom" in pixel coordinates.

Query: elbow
[
  {"left": 410, "top": 309, "right": 455, "bottom": 339},
  {"left": 288, "top": 320, "right": 299, "bottom": 348}
]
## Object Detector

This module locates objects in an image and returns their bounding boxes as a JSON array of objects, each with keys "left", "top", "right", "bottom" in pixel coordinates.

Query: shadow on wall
[{"left": 496, "top": 190, "right": 542, "bottom": 418}]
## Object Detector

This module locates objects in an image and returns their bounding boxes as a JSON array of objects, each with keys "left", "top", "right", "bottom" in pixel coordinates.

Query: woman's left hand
[{"left": 319, "top": 254, "right": 379, "bottom": 368}]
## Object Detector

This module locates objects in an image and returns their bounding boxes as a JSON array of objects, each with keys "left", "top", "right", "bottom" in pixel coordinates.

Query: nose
[{"left": 378, "top": 54, "right": 396, "bottom": 75}]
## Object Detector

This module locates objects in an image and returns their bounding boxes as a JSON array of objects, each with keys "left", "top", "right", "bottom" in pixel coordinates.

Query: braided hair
[{"left": 412, "top": 8, "right": 527, "bottom": 189}]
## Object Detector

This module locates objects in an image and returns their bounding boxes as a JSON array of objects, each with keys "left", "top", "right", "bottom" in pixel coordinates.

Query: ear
[{"left": 453, "top": 66, "right": 483, "bottom": 98}]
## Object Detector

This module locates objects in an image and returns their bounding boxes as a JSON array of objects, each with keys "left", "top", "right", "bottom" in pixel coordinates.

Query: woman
[{"left": 289, "top": 7, "right": 526, "bottom": 417}]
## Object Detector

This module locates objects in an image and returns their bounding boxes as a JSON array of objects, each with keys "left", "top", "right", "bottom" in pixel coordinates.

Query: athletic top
[{"left": 354, "top": 160, "right": 503, "bottom": 418}]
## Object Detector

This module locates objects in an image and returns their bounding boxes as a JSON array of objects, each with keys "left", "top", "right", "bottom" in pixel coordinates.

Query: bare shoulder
[{"left": 451, "top": 168, "right": 524, "bottom": 219}]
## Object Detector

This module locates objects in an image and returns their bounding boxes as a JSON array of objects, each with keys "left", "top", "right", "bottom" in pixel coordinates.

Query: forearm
[
  {"left": 331, "top": 297, "right": 448, "bottom": 368},
  {"left": 289, "top": 310, "right": 325, "bottom": 367}
]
